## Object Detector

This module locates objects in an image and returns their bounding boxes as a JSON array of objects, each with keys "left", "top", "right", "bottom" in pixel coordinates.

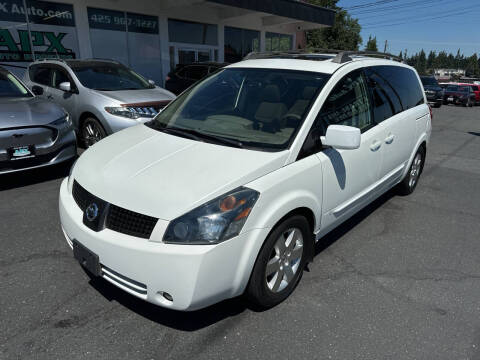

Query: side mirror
[
  {"left": 59, "top": 82, "right": 71, "bottom": 92},
  {"left": 322, "top": 125, "right": 361, "bottom": 150},
  {"left": 31, "top": 85, "right": 44, "bottom": 96},
  {"left": 148, "top": 79, "right": 155, "bottom": 86}
]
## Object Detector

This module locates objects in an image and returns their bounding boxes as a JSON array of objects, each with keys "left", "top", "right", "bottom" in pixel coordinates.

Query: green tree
[
  {"left": 466, "top": 54, "right": 479, "bottom": 76},
  {"left": 365, "top": 35, "right": 378, "bottom": 51},
  {"left": 415, "top": 49, "right": 427, "bottom": 74},
  {"left": 304, "top": 0, "right": 362, "bottom": 51},
  {"left": 427, "top": 51, "right": 436, "bottom": 70}
]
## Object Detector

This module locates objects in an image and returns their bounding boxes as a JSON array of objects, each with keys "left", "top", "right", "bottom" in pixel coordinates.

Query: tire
[
  {"left": 397, "top": 146, "right": 426, "bottom": 196},
  {"left": 468, "top": 99, "right": 474, "bottom": 107},
  {"left": 80, "top": 117, "right": 107, "bottom": 148},
  {"left": 245, "top": 215, "right": 312, "bottom": 309},
  {"left": 433, "top": 102, "right": 441, "bottom": 108}
]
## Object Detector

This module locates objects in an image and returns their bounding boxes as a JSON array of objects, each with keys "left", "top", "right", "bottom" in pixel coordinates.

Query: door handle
[
  {"left": 385, "top": 134, "right": 395, "bottom": 144},
  {"left": 47, "top": 95, "right": 53, "bottom": 100},
  {"left": 370, "top": 140, "right": 382, "bottom": 152}
]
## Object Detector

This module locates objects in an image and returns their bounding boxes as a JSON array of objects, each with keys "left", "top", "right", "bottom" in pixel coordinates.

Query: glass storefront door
[{"left": 176, "top": 47, "right": 214, "bottom": 65}]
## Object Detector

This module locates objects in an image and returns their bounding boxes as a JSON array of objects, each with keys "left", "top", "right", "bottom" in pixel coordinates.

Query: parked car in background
[
  {"left": 443, "top": 84, "right": 476, "bottom": 107},
  {"left": 459, "top": 83, "right": 480, "bottom": 105},
  {"left": 23, "top": 59, "right": 175, "bottom": 148},
  {"left": 60, "top": 52, "right": 431, "bottom": 311},
  {"left": 420, "top": 76, "right": 443, "bottom": 108},
  {"left": 0, "top": 66, "right": 76, "bottom": 174},
  {"left": 165, "top": 62, "right": 227, "bottom": 95}
]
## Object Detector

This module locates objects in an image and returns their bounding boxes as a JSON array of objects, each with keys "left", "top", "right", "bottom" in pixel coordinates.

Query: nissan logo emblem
[{"left": 85, "top": 203, "right": 99, "bottom": 222}]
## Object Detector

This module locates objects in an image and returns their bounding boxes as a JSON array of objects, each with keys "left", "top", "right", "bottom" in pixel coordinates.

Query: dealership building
[{"left": 0, "top": 0, "right": 335, "bottom": 84}]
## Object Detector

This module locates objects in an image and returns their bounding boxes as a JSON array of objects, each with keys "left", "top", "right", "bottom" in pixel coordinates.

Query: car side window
[
  {"left": 30, "top": 65, "right": 52, "bottom": 87},
  {"left": 375, "top": 66, "right": 424, "bottom": 110},
  {"left": 364, "top": 67, "right": 399, "bottom": 123},
  {"left": 298, "top": 69, "right": 373, "bottom": 160},
  {"left": 52, "top": 67, "right": 70, "bottom": 89},
  {"left": 186, "top": 66, "right": 208, "bottom": 80}
]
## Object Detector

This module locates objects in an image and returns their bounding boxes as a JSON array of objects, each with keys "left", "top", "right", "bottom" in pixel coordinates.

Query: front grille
[
  {"left": 72, "top": 181, "right": 158, "bottom": 239},
  {"left": 106, "top": 204, "right": 158, "bottom": 239},
  {"left": 72, "top": 180, "right": 92, "bottom": 211}
]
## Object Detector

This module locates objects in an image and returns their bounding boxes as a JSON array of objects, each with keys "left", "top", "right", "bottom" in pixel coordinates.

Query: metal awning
[{"left": 206, "top": 0, "right": 335, "bottom": 30}]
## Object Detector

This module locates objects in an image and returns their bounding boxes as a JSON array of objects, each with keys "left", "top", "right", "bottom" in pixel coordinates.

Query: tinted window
[
  {"left": 374, "top": 66, "right": 424, "bottom": 110},
  {"left": 365, "top": 68, "right": 402, "bottom": 122},
  {"left": 420, "top": 77, "right": 438, "bottom": 86},
  {"left": 446, "top": 85, "right": 459, "bottom": 91},
  {"left": 185, "top": 66, "right": 208, "bottom": 80},
  {"left": 224, "top": 26, "right": 260, "bottom": 63},
  {"left": 52, "top": 68, "right": 70, "bottom": 89},
  {"left": 69, "top": 62, "right": 153, "bottom": 91},
  {"left": 30, "top": 65, "right": 51, "bottom": 86}
]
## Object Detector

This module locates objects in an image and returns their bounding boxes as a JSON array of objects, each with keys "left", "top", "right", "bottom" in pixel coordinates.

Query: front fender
[{"left": 245, "top": 156, "right": 323, "bottom": 233}]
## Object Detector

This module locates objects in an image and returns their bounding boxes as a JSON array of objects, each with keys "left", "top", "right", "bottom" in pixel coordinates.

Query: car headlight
[
  {"left": 105, "top": 106, "right": 156, "bottom": 119},
  {"left": 163, "top": 188, "right": 259, "bottom": 245},
  {"left": 50, "top": 113, "right": 72, "bottom": 127}
]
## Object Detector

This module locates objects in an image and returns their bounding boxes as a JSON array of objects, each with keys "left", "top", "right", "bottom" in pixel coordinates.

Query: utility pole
[{"left": 384, "top": 40, "right": 388, "bottom": 53}]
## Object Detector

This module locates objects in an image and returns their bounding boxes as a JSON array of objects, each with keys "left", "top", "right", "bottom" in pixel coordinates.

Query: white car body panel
[{"left": 60, "top": 57, "right": 431, "bottom": 310}]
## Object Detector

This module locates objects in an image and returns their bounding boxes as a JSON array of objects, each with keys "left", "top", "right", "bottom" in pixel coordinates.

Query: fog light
[{"left": 163, "top": 292, "right": 173, "bottom": 302}]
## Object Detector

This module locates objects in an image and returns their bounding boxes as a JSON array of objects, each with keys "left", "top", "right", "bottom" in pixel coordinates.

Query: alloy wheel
[
  {"left": 408, "top": 152, "right": 423, "bottom": 189},
  {"left": 82, "top": 120, "right": 104, "bottom": 147},
  {"left": 265, "top": 228, "right": 303, "bottom": 293}
]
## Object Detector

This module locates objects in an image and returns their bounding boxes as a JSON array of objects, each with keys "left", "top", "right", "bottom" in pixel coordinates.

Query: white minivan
[{"left": 59, "top": 52, "right": 431, "bottom": 311}]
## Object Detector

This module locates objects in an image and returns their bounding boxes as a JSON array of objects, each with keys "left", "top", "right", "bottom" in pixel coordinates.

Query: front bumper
[
  {"left": 0, "top": 129, "right": 76, "bottom": 175},
  {"left": 59, "top": 178, "right": 269, "bottom": 311}
]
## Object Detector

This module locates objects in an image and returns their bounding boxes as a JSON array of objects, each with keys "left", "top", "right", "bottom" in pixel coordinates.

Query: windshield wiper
[{"left": 162, "top": 127, "right": 244, "bottom": 148}]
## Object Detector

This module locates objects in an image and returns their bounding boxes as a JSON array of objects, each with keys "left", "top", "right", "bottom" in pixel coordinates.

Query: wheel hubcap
[
  {"left": 409, "top": 153, "right": 422, "bottom": 188},
  {"left": 265, "top": 228, "right": 303, "bottom": 293},
  {"left": 83, "top": 122, "right": 103, "bottom": 146}
]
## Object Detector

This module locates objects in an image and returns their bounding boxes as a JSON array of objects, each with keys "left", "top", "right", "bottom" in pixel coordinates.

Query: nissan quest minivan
[{"left": 59, "top": 52, "right": 432, "bottom": 311}]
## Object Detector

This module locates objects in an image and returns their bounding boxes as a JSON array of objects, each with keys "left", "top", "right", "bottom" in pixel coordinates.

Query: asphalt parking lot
[{"left": 1, "top": 105, "right": 480, "bottom": 360}]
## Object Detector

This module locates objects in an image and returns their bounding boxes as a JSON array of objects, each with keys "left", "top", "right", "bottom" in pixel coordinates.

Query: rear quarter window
[
  {"left": 29, "top": 65, "right": 52, "bottom": 86},
  {"left": 374, "top": 66, "right": 424, "bottom": 110}
]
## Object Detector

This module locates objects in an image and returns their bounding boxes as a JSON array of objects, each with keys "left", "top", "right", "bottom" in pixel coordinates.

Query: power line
[
  {"left": 345, "top": 0, "right": 400, "bottom": 10},
  {"left": 362, "top": 7, "right": 478, "bottom": 29},
  {"left": 350, "top": 0, "right": 452, "bottom": 16}
]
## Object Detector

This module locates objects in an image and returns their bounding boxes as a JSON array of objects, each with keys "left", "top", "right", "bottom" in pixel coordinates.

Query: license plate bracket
[{"left": 73, "top": 240, "right": 101, "bottom": 277}]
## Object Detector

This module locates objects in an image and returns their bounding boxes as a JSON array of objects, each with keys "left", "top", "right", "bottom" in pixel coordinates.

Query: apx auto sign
[{"left": 0, "top": 0, "right": 77, "bottom": 61}]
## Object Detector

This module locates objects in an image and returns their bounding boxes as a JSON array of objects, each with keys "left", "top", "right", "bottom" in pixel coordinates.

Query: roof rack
[
  {"left": 244, "top": 49, "right": 403, "bottom": 64},
  {"left": 83, "top": 58, "right": 122, "bottom": 64}
]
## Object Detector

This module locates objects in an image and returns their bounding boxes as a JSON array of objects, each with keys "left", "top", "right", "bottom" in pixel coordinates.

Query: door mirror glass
[
  {"left": 31, "top": 85, "right": 44, "bottom": 96},
  {"left": 59, "top": 82, "right": 71, "bottom": 92},
  {"left": 322, "top": 125, "right": 361, "bottom": 150}
]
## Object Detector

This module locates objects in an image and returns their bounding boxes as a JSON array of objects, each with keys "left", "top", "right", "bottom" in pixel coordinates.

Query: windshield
[
  {"left": 421, "top": 77, "right": 438, "bottom": 86},
  {"left": 147, "top": 68, "right": 330, "bottom": 151},
  {"left": 0, "top": 71, "right": 31, "bottom": 98},
  {"left": 69, "top": 62, "right": 154, "bottom": 91}
]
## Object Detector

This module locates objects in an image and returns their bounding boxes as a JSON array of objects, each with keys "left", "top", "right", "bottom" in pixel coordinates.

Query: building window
[
  {"left": 87, "top": 7, "right": 162, "bottom": 83},
  {"left": 265, "top": 32, "right": 293, "bottom": 52},
  {"left": 224, "top": 26, "right": 260, "bottom": 63},
  {"left": 168, "top": 19, "right": 217, "bottom": 46}
]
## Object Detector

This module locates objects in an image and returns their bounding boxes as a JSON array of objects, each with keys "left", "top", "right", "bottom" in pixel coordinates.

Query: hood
[
  {"left": 93, "top": 87, "right": 175, "bottom": 105},
  {"left": 0, "top": 97, "right": 65, "bottom": 129},
  {"left": 73, "top": 125, "right": 288, "bottom": 220},
  {"left": 423, "top": 85, "right": 442, "bottom": 92}
]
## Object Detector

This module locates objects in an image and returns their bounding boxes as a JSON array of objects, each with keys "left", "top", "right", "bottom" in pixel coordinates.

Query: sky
[{"left": 336, "top": 0, "right": 480, "bottom": 57}]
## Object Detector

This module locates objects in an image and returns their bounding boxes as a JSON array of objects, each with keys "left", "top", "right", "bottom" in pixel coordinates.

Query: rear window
[
  {"left": 373, "top": 66, "right": 424, "bottom": 110},
  {"left": 29, "top": 65, "right": 51, "bottom": 86},
  {"left": 421, "top": 77, "right": 438, "bottom": 86}
]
